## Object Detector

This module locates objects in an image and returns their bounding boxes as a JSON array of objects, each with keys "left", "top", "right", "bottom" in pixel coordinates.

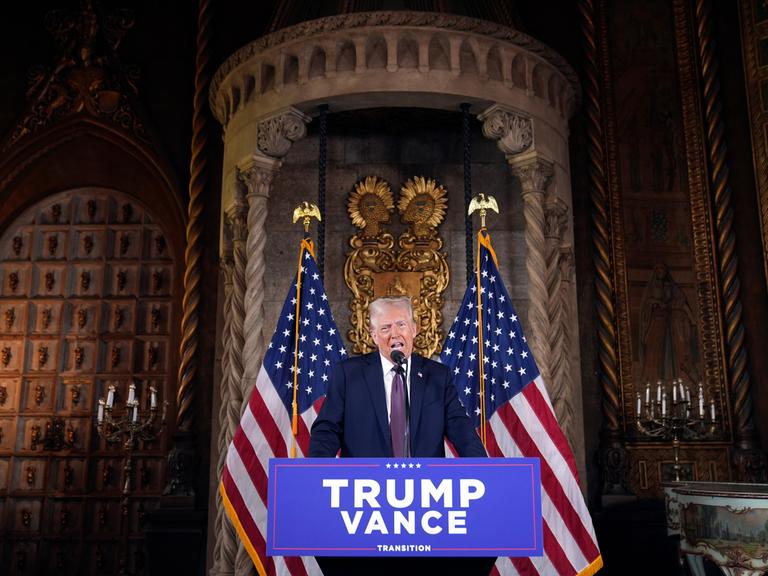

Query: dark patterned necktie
[{"left": 390, "top": 369, "right": 406, "bottom": 457}]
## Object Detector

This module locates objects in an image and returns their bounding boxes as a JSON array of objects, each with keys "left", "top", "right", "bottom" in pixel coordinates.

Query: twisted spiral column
[
  {"left": 544, "top": 197, "right": 574, "bottom": 437},
  {"left": 578, "top": 0, "right": 621, "bottom": 443},
  {"left": 693, "top": 0, "right": 756, "bottom": 448},
  {"left": 510, "top": 156, "right": 554, "bottom": 385},
  {"left": 210, "top": 244, "right": 236, "bottom": 576},
  {"left": 176, "top": 0, "right": 213, "bottom": 432},
  {"left": 238, "top": 156, "right": 281, "bottom": 400}
]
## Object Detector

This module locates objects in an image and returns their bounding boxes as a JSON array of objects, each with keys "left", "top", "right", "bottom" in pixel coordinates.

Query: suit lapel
[
  {"left": 363, "top": 352, "right": 390, "bottom": 449},
  {"left": 409, "top": 354, "right": 426, "bottom": 444}
]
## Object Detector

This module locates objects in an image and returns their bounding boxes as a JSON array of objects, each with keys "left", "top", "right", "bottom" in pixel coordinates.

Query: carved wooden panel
[{"left": 0, "top": 189, "right": 175, "bottom": 573}]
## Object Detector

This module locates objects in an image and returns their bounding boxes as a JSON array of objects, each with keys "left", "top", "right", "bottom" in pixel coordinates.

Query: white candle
[
  {"left": 686, "top": 387, "right": 691, "bottom": 404},
  {"left": 645, "top": 383, "right": 650, "bottom": 405},
  {"left": 132, "top": 402, "right": 139, "bottom": 422},
  {"left": 150, "top": 386, "right": 158, "bottom": 409},
  {"left": 107, "top": 385, "right": 115, "bottom": 407},
  {"left": 636, "top": 393, "right": 642, "bottom": 417},
  {"left": 657, "top": 382, "right": 662, "bottom": 402},
  {"left": 662, "top": 392, "right": 667, "bottom": 417},
  {"left": 673, "top": 385, "right": 677, "bottom": 403},
  {"left": 710, "top": 400, "right": 716, "bottom": 422},
  {"left": 127, "top": 383, "right": 136, "bottom": 405},
  {"left": 98, "top": 399, "right": 105, "bottom": 423},
  {"left": 679, "top": 380, "right": 685, "bottom": 400}
]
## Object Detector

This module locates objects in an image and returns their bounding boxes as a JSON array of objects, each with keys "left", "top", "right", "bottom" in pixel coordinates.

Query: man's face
[{"left": 370, "top": 304, "right": 418, "bottom": 360}]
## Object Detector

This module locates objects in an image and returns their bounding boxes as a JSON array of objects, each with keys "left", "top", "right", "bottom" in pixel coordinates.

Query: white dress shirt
[{"left": 379, "top": 352, "right": 412, "bottom": 422}]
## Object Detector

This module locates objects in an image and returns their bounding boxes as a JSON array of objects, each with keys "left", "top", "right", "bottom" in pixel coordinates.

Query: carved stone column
[
  {"left": 509, "top": 155, "right": 555, "bottom": 385},
  {"left": 544, "top": 196, "right": 576, "bottom": 440},
  {"left": 210, "top": 218, "right": 236, "bottom": 576}
]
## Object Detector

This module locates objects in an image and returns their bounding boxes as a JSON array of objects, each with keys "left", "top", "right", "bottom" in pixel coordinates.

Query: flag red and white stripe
[
  {"left": 440, "top": 230, "right": 603, "bottom": 576},
  {"left": 220, "top": 241, "right": 344, "bottom": 576}
]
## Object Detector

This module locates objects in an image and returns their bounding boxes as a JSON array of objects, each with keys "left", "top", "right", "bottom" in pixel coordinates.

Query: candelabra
[
  {"left": 95, "top": 380, "right": 167, "bottom": 574},
  {"left": 635, "top": 379, "right": 718, "bottom": 481}
]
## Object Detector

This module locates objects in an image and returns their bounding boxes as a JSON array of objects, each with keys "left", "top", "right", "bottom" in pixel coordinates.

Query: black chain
[
  {"left": 317, "top": 104, "right": 328, "bottom": 280},
  {"left": 461, "top": 103, "right": 473, "bottom": 285}
]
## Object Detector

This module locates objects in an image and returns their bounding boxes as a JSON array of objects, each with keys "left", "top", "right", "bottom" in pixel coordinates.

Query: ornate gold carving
[
  {"left": 38, "top": 346, "right": 49, "bottom": 369},
  {"left": 152, "top": 269, "right": 162, "bottom": 293},
  {"left": 117, "top": 269, "right": 127, "bottom": 292},
  {"left": 83, "top": 234, "right": 94, "bottom": 254},
  {"left": 345, "top": 175, "right": 449, "bottom": 357},
  {"left": 114, "top": 306, "right": 124, "bottom": 329},
  {"left": 47, "top": 234, "right": 58, "bottom": 256},
  {"left": 41, "top": 307, "right": 51, "bottom": 329},
  {"left": 397, "top": 176, "right": 448, "bottom": 238},
  {"left": 468, "top": 193, "right": 499, "bottom": 228},
  {"left": 80, "top": 270, "right": 91, "bottom": 292},
  {"left": 111, "top": 344, "right": 121, "bottom": 368},
  {"left": 347, "top": 175, "right": 395, "bottom": 238},
  {"left": 154, "top": 233, "right": 166, "bottom": 255},
  {"left": 77, "top": 307, "right": 87, "bottom": 329},
  {"left": 71, "top": 383, "right": 81, "bottom": 405},
  {"left": 4, "top": 2, "right": 145, "bottom": 149},
  {"left": 74, "top": 346, "right": 84, "bottom": 369},
  {"left": 30, "top": 424, "right": 41, "bottom": 449}
]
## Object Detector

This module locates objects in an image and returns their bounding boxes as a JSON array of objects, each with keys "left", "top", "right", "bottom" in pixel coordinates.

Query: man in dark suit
[
  {"left": 309, "top": 295, "right": 486, "bottom": 458},
  {"left": 309, "top": 296, "right": 493, "bottom": 576}
]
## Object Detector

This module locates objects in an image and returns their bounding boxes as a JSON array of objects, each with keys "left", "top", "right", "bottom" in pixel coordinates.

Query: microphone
[{"left": 390, "top": 349, "right": 406, "bottom": 371}]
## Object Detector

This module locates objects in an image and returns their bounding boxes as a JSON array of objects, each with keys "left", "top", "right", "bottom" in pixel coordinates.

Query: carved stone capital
[
  {"left": 544, "top": 196, "right": 569, "bottom": 240},
  {"left": 225, "top": 198, "right": 249, "bottom": 242},
  {"left": 256, "top": 108, "right": 311, "bottom": 158},
  {"left": 510, "top": 156, "right": 554, "bottom": 195},
  {"left": 479, "top": 105, "right": 533, "bottom": 156},
  {"left": 236, "top": 154, "right": 281, "bottom": 200}
]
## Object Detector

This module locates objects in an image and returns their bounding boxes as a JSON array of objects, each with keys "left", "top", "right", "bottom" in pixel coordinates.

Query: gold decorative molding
[
  {"left": 345, "top": 176, "right": 449, "bottom": 357},
  {"left": 738, "top": 0, "right": 768, "bottom": 287}
]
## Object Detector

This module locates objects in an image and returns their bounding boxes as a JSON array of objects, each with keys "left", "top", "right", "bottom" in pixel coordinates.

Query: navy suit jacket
[{"left": 309, "top": 351, "right": 486, "bottom": 458}]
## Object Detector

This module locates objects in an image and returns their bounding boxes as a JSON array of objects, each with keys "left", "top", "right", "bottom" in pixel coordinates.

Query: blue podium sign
[{"left": 267, "top": 457, "right": 542, "bottom": 557}]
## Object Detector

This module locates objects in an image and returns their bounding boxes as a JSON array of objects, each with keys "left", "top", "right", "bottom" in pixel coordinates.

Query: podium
[{"left": 267, "top": 457, "right": 542, "bottom": 574}]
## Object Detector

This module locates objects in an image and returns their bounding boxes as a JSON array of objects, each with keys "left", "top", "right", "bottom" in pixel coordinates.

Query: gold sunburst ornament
[
  {"left": 347, "top": 176, "right": 394, "bottom": 238},
  {"left": 398, "top": 176, "right": 448, "bottom": 238}
]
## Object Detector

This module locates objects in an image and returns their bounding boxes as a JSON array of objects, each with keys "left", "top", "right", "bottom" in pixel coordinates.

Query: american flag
[
  {"left": 220, "top": 239, "right": 345, "bottom": 576},
  {"left": 440, "top": 230, "right": 603, "bottom": 576}
]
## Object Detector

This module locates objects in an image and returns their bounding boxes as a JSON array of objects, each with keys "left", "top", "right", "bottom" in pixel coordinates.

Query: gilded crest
[
  {"left": 345, "top": 175, "right": 449, "bottom": 357},
  {"left": 347, "top": 176, "right": 394, "bottom": 238},
  {"left": 398, "top": 176, "right": 448, "bottom": 238}
]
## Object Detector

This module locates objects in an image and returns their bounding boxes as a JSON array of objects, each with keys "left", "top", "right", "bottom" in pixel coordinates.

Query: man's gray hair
[{"left": 368, "top": 296, "right": 414, "bottom": 326}]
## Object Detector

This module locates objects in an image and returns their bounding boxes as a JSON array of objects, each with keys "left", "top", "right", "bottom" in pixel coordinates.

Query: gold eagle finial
[
  {"left": 292, "top": 201, "right": 322, "bottom": 233},
  {"left": 468, "top": 193, "right": 499, "bottom": 228}
]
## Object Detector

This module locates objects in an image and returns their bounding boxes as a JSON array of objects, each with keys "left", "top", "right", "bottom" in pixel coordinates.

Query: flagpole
[
  {"left": 290, "top": 202, "right": 322, "bottom": 458},
  {"left": 467, "top": 193, "right": 498, "bottom": 449},
  {"left": 475, "top": 229, "right": 487, "bottom": 448}
]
